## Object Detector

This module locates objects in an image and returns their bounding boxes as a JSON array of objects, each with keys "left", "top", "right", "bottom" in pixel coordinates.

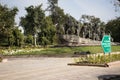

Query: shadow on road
[{"left": 98, "top": 75, "right": 120, "bottom": 80}]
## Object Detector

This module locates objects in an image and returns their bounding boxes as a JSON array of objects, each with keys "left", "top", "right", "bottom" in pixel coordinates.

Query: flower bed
[{"left": 68, "top": 53, "right": 120, "bottom": 67}]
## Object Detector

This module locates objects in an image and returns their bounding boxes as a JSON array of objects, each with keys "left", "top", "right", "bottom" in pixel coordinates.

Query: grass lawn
[{"left": 1, "top": 45, "right": 120, "bottom": 57}]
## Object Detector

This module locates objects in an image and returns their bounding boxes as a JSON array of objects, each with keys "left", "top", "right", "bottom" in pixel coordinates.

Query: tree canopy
[
  {"left": 106, "top": 17, "right": 120, "bottom": 42},
  {"left": 38, "top": 17, "right": 56, "bottom": 47},
  {"left": 20, "top": 4, "right": 45, "bottom": 46},
  {"left": 79, "top": 15, "right": 105, "bottom": 40},
  {"left": 0, "top": 4, "right": 24, "bottom": 46}
]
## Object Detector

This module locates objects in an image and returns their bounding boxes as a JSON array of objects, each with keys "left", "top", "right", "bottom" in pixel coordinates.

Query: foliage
[
  {"left": 64, "top": 14, "right": 81, "bottom": 35},
  {"left": 113, "top": 0, "right": 120, "bottom": 11},
  {"left": 0, "top": 4, "right": 19, "bottom": 46},
  {"left": 20, "top": 4, "right": 45, "bottom": 46},
  {"left": 105, "top": 17, "right": 120, "bottom": 42},
  {"left": 74, "top": 53, "right": 120, "bottom": 64},
  {"left": 47, "top": 0, "right": 66, "bottom": 37},
  {"left": 38, "top": 17, "right": 56, "bottom": 47},
  {"left": 24, "top": 35, "right": 33, "bottom": 45},
  {"left": 0, "top": 57, "right": 2, "bottom": 62},
  {"left": 48, "top": 0, "right": 65, "bottom": 24},
  {"left": 0, "top": 49, "right": 3, "bottom": 62},
  {"left": 79, "top": 15, "right": 105, "bottom": 40},
  {"left": 12, "top": 27, "right": 24, "bottom": 46}
]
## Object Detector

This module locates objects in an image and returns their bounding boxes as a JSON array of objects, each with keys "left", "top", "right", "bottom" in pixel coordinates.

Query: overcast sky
[{"left": 0, "top": 0, "right": 120, "bottom": 25}]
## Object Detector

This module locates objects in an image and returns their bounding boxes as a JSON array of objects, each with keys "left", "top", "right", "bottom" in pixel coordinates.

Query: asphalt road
[{"left": 0, "top": 58, "right": 120, "bottom": 80}]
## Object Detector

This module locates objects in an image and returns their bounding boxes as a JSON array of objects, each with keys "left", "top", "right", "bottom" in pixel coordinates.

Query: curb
[{"left": 67, "top": 63, "right": 109, "bottom": 67}]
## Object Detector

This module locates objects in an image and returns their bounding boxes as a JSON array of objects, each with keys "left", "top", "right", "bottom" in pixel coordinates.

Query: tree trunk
[{"left": 34, "top": 34, "right": 37, "bottom": 47}]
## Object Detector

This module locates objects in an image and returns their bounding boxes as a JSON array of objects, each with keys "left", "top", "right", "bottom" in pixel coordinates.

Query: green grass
[
  {"left": 10, "top": 47, "right": 74, "bottom": 56},
  {"left": 111, "top": 46, "right": 120, "bottom": 52},
  {"left": 0, "top": 45, "right": 120, "bottom": 56}
]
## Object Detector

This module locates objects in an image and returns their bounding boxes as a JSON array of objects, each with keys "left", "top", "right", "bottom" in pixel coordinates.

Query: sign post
[
  {"left": 101, "top": 35, "right": 111, "bottom": 54},
  {"left": 101, "top": 35, "right": 111, "bottom": 63}
]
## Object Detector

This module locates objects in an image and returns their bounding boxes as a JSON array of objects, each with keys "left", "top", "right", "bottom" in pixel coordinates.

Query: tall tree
[
  {"left": 111, "top": 0, "right": 120, "bottom": 11},
  {"left": 12, "top": 27, "right": 24, "bottom": 47},
  {"left": 0, "top": 4, "right": 18, "bottom": 46},
  {"left": 47, "top": 0, "right": 65, "bottom": 35},
  {"left": 64, "top": 14, "right": 81, "bottom": 36},
  {"left": 80, "top": 15, "right": 105, "bottom": 40},
  {"left": 38, "top": 17, "right": 56, "bottom": 47},
  {"left": 20, "top": 4, "right": 45, "bottom": 46},
  {"left": 46, "top": 0, "right": 66, "bottom": 44},
  {"left": 105, "top": 17, "right": 120, "bottom": 42},
  {"left": 47, "top": 0, "right": 58, "bottom": 15}
]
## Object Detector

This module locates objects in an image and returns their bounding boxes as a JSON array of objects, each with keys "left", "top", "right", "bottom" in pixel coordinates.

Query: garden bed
[{"left": 68, "top": 53, "right": 120, "bottom": 67}]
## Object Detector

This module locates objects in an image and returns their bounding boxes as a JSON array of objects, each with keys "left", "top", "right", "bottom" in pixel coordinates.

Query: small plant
[
  {"left": 74, "top": 53, "right": 120, "bottom": 64},
  {"left": 0, "top": 57, "right": 2, "bottom": 62},
  {"left": 0, "top": 50, "right": 3, "bottom": 62}
]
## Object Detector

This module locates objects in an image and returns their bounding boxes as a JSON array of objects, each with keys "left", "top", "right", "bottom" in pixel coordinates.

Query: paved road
[{"left": 0, "top": 58, "right": 120, "bottom": 80}]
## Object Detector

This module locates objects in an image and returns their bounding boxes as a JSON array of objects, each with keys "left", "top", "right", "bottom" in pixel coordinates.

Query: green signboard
[{"left": 101, "top": 35, "right": 111, "bottom": 54}]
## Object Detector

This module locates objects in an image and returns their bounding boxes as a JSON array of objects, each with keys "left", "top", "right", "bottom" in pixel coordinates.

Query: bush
[
  {"left": 74, "top": 53, "right": 120, "bottom": 64},
  {"left": 0, "top": 57, "right": 2, "bottom": 62}
]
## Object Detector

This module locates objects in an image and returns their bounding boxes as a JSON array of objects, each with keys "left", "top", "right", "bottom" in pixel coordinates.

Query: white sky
[{"left": 0, "top": 0, "right": 120, "bottom": 25}]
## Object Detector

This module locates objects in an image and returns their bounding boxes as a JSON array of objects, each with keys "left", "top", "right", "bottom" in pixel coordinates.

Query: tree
[
  {"left": 64, "top": 14, "right": 81, "bottom": 36},
  {"left": 79, "top": 15, "right": 105, "bottom": 40},
  {"left": 12, "top": 27, "right": 24, "bottom": 47},
  {"left": 38, "top": 17, "right": 56, "bottom": 47},
  {"left": 47, "top": 0, "right": 58, "bottom": 15},
  {"left": 112, "top": 0, "right": 120, "bottom": 11},
  {"left": 20, "top": 5, "right": 45, "bottom": 46},
  {"left": 46, "top": 0, "right": 67, "bottom": 44},
  {"left": 24, "top": 35, "right": 33, "bottom": 45},
  {"left": 47, "top": 0, "right": 65, "bottom": 35},
  {"left": 105, "top": 17, "right": 120, "bottom": 42},
  {"left": 0, "top": 4, "right": 18, "bottom": 46}
]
